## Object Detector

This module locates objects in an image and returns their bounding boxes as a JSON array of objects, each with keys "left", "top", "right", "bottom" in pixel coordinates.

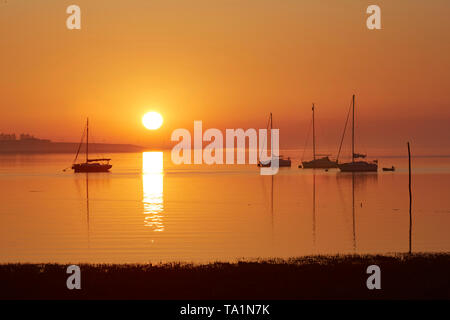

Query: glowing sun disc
[{"left": 142, "top": 112, "right": 163, "bottom": 130}]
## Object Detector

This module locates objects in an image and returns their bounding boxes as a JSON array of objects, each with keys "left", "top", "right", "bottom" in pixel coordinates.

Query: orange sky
[{"left": 0, "top": 0, "right": 449, "bottom": 154}]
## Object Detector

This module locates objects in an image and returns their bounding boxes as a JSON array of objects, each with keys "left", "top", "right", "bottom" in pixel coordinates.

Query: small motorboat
[{"left": 382, "top": 166, "right": 395, "bottom": 172}]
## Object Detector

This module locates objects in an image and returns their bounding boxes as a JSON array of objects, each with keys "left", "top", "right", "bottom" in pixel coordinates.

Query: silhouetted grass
[{"left": 1, "top": 253, "right": 449, "bottom": 299}]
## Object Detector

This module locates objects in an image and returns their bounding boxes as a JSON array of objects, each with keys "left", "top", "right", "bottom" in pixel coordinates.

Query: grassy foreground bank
[{"left": 1, "top": 253, "right": 449, "bottom": 299}]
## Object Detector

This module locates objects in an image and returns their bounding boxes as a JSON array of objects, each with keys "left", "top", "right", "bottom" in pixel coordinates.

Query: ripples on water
[{"left": 0, "top": 152, "right": 449, "bottom": 263}]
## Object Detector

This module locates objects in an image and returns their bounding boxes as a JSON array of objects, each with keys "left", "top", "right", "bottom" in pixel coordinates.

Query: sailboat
[
  {"left": 71, "top": 118, "right": 112, "bottom": 173},
  {"left": 257, "top": 113, "right": 291, "bottom": 167},
  {"left": 337, "top": 95, "right": 377, "bottom": 172},
  {"left": 301, "top": 103, "right": 338, "bottom": 169}
]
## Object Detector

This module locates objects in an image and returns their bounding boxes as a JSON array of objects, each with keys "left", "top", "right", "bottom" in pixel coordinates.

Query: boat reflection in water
[
  {"left": 336, "top": 172, "right": 378, "bottom": 252},
  {"left": 142, "top": 152, "right": 164, "bottom": 231}
]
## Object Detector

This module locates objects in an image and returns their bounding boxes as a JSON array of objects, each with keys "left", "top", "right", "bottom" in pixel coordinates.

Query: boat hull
[
  {"left": 301, "top": 157, "right": 338, "bottom": 169},
  {"left": 258, "top": 158, "right": 292, "bottom": 167},
  {"left": 338, "top": 161, "right": 378, "bottom": 172},
  {"left": 72, "top": 163, "right": 112, "bottom": 173}
]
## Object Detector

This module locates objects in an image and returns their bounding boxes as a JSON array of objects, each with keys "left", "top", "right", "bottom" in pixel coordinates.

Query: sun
[{"left": 142, "top": 111, "right": 163, "bottom": 130}]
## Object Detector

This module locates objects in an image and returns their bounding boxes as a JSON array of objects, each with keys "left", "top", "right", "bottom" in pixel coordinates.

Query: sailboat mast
[
  {"left": 86, "top": 118, "right": 89, "bottom": 163},
  {"left": 352, "top": 95, "right": 355, "bottom": 163},
  {"left": 270, "top": 112, "right": 272, "bottom": 130},
  {"left": 312, "top": 103, "right": 316, "bottom": 161},
  {"left": 270, "top": 113, "right": 272, "bottom": 156},
  {"left": 270, "top": 112, "right": 273, "bottom": 158}
]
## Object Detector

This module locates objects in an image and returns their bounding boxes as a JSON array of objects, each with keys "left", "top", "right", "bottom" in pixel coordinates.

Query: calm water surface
[{"left": 0, "top": 151, "right": 449, "bottom": 263}]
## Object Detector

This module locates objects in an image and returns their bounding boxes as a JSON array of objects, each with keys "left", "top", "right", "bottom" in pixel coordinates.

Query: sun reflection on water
[{"left": 142, "top": 152, "right": 164, "bottom": 231}]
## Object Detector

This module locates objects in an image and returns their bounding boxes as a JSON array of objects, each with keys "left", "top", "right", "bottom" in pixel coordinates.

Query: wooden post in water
[
  {"left": 408, "top": 142, "right": 412, "bottom": 254},
  {"left": 352, "top": 95, "right": 355, "bottom": 163},
  {"left": 271, "top": 174, "right": 274, "bottom": 227},
  {"left": 86, "top": 118, "right": 89, "bottom": 163}
]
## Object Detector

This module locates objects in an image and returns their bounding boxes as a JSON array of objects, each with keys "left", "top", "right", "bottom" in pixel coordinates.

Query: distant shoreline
[
  {"left": 0, "top": 141, "right": 145, "bottom": 154},
  {"left": 1, "top": 253, "right": 449, "bottom": 299}
]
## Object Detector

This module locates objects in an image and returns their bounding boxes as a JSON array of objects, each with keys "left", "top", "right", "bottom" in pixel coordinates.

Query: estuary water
[{"left": 0, "top": 151, "right": 449, "bottom": 263}]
